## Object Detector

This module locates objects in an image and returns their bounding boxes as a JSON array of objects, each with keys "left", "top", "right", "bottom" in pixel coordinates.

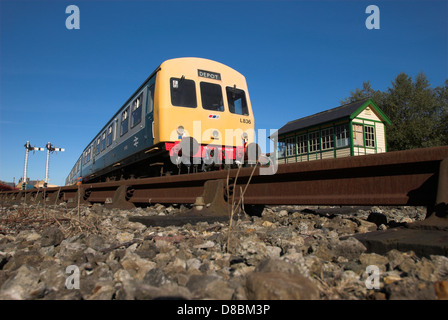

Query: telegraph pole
[
  {"left": 44, "top": 142, "right": 65, "bottom": 187},
  {"left": 22, "top": 141, "right": 44, "bottom": 190}
]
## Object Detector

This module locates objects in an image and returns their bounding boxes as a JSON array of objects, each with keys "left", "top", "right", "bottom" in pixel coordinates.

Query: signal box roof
[{"left": 276, "top": 98, "right": 391, "bottom": 137}]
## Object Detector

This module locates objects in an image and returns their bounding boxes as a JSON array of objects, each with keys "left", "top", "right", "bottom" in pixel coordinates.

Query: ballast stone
[
  {"left": 245, "top": 258, "right": 319, "bottom": 300},
  {"left": 246, "top": 271, "right": 319, "bottom": 300}
]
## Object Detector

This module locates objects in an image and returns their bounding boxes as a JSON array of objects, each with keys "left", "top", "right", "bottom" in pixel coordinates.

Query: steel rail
[{"left": 1, "top": 146, "right": 447, "bottom": 214}]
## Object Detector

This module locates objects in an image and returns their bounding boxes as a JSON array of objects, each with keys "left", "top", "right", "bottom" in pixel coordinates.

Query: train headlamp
[
  {"left": 242, "top": 132, "right": 248, "bottom": 141},
  {"left": 212, "top": 130, "right": 219, "bottom": 139},
  {"left": 177, "top": 126, "right": 185, "bottom": 135}
]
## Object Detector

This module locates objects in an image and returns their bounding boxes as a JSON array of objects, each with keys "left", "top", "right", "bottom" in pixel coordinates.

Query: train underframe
[{"left": 83, "top": 140, "right": 249, "bottom": 184}]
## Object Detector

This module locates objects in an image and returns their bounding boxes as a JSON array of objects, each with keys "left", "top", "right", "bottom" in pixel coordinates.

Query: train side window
[
  {"left": 200, "top": 82, "right": 224, "bottom": 112},
  {"left": 107, "top": 125, "right": 113, "bottom": 146},
  {"left": 121, "top": 107, "right": 129, "bottom": 136},
  {"left": 171, "top": 77, "right": 197, "bottom": 108},
  {"left": 131, "top": 94, "right": 142, "bottom": 128},
  {"left": 96, "top": 137, "right": 101, "bottom": 155},
  {"left": 101, "top": 132, "right": 106, "bottom": 151},
  {"left": 226, "top": 87, "right": 249, "bottom": 116},
  {"left": 147, "top": 84, "right": 155, "bottom": 113}
]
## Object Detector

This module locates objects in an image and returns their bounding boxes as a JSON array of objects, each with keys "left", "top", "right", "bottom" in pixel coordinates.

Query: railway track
[{"left": 1, "top": 145, "right": 448, "bottom": 256}]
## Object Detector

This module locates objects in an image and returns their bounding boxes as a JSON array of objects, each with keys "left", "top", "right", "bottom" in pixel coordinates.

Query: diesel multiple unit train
[{"left": 66, "top": 58, "right": 255, "bottom": 185}]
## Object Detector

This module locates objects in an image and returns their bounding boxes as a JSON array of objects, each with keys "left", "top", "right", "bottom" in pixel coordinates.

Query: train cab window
[
  {"left": 200, "top": 82, "right": 224, "bottom": 112},
  {"left": 121, "top": 107, "right": 129, "bottom": 136},
  {"left": 171, "top": 77, "right": 197, "bottom": 108},
  {"left": 107, "top": 125, "right": 113, "bottom": 147},
  {"left": 226, "top": 87, "right": 249, "bottom": 116},
  {"left": 131, "top": 94, "right": 142, "bottom": 128},
  {"left": 147, "top": 85, "right": 155, "bottom": 113}
]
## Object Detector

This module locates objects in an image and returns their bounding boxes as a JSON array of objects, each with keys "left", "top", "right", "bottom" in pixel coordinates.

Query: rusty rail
[
  {"left": 233, "top": 145, "right": 447, "bottom": 207},
  {"left": 1, "top": 146, "right": 447, "bottom": 216}
]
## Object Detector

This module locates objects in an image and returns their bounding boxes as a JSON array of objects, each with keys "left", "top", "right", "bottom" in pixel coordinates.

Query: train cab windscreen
[
  {"left": 200, "top": 82, "right": 224, "bottom": 112},
  {"left": 226, "top": 87, "right": 249, "bottom": 116},
  {"left": 171, "top": 77, "right": 197, "bottom": 108}
]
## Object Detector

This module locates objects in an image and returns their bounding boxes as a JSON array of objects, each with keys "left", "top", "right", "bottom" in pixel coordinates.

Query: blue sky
[{"left": 1, "top": 0, "right": 447, "bottom": 186}]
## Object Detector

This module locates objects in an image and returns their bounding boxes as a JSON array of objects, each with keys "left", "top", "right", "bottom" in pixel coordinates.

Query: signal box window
[
  {"left": 353, "top": 124, "right": 364, "bottom": 146},
  {"left": 321, "top": 128, "right": 334, "bottom": 150},
  {"left": 336, "top": 124, "right": 349, "bottom": 148},
  {"left": 171, "top": 77, "right": 197, "bottom": 108},
  {"left": 365, "top": 125, "right": 375, "bottom": 147},
  {"left": 200, "top": 82, "right": 224, "bottom": 112},
  {"left": 132, "top": 94, "right": 142, "bottom": 128},
  {"left": 308, "top": 131, "right": 320, "bottom": 152},
  {"left": 278, "top": 141, "right": 285, "bottom": 158},
  {"left": 285, "top": 137, "right": 296, "bottom": 156},
  {"left": 297, "top": 134, "right": 307, "bottom": 154},
  {"left": 121, "top": 107, "right": 129, "bottom": 136},
  {"left": 226, "top": 87, "right": 249, "bottom": 116}
]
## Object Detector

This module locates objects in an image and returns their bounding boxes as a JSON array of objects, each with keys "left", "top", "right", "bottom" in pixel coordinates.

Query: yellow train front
[
  {"left": 66, "top": 57, "right": 255, "bottom": 184},
  {"left": 154, "top": 57, "right": 255, "bottom": 173}
]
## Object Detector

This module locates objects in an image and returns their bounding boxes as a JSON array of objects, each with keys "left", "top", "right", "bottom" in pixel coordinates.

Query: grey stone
[
  {"left": 385, "top": 278, "right": 437, "bottom": 300},
  {"left": 38, "top": 263, "right": 67, "bottom": 293},
  {"left": 255, "top": 258, "right": 298, "bottom": 274},
  {"left": 0, "top": 264, "right": 45, "bottom": 300},
  {"left": 143, "top": 268, "right": 171, "bottom": 287},
  {"left": 135, "top": 241, "right": 159, "bottom": 259},
  {"left": 333, "top": 237, "right": 367, "bottom": 260},
  {"left": 359, "top": 253, "right": 389, "bottom": 272},
  {"left": 246, "top": 271, "right": 319, "bottom": 300},
  {"left": 84, "top": 234, "right": 106, "bottom": 251},
  {"left": 3, "top": 250, "right": 43, "bottom": 272},
  {"left": 41, "top": 227, "right": 64, "bottom": 247},
  {"left": 186, "top": 274, "right": 234, "bottom": 299},
  {"left": 58, "top": 241, "right": 87, "bottom": 265}
]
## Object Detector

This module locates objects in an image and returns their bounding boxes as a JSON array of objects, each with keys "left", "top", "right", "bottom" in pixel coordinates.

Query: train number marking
[{"left": 240, "top": 118, "right": 251, "bottom": 124}]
